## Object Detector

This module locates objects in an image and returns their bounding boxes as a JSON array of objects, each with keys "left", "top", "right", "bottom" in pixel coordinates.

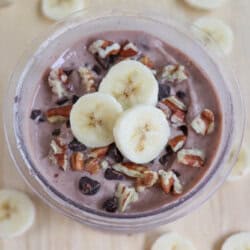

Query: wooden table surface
[{"left": 0, "top": 0, "right": 250, "bottom": 249}]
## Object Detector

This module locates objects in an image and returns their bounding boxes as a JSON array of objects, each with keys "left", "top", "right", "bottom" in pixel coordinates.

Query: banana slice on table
[
  {"left": 70, "top": 93, "right": 123, "bottom": 148},
  {"left": 0, "top": 189, "right": 35, "bottom": 239},
  {"left": 184, "top": 0, "right": 226, "bottom": 10},
  {"left": 98, "top": 60, "right": 159, "bottom": 110},
  {"left": 152, "top": 232, "right": 196, "bottom": 250},
  {"left": 113, "top": 105, "right": 170, "bottom": 164},
  {"left": 222, "top": 232, "right": 250, "bottom": 250},
  {"left": 41, "top": 0, "right": 84, "bottom": 21},
  {"left": 192, "top": 17, "right": 234, "bottom": 55},
  {"left": 228, "top": 145, "right": 250, "bottom": 181}
]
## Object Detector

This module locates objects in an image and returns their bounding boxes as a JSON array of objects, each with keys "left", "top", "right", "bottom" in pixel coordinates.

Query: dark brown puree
[{"left": 27, "top": 31, "right": 222, "bottom": 214}]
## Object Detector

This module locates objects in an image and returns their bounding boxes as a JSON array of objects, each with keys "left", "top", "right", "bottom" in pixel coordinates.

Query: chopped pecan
[
  {"left": 112, "top": 162, "right": 148, "bottom": 178},
  {"left": 162, "top": 64, "right": 188, "bottom": 83},
  {"left": 46, "top": 105, "right": 72, "bottom": 123},
  {"left": 70, "top": 152, "right": 84, "bottom": 171},
  {"left": 162, "top": 96, "right": 187, "bottom": 112},
  {"left": 88, "top": 40, "right": 121, "bottom": 59},
  {"left": 177, "top": 149, "right": 205, "bottom": 167},
  {"left": 49, "top": 137, "right": 68, "bottom": 171},
  {"left": 120, "top": 42, "right": 138, "bottom": 57},
  {"left": 78, "top": 67, "right": 97, "bottom": 93},
  {"left": 159, "top": 169, "right": 183, "bottom": 194},
  {"left": 115, "top": 183, "right": 138, "bottom": 212},
  {"left": 88, "top": 146, "right": 109, "bottom": 158},
  {"left": 157, "top": 102, "right": 172, "bottom": 119},
  {"left": 136, "top": 170, "right": 158, "bottom": 192},
  {"left": 191, "top": 109, "right": 215, "bottom": 136},
  {"left": 139, "top": 55, "right": 154, "bottom": 69},
  {"left": 48, "top": 68, "right": 69, "bottom": 99},
  {"left": 84, "top": 158, "right": 100, "bottom": 174},
  {"left": 170, "top": 110, "right": 186, "bottom": 126},
  {"left": 168, "top": 135, "right": 187, "bottom": 152}
]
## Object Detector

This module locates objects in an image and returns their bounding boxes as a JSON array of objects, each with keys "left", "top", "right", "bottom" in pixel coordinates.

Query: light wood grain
[{"left": 0, "top": 0, "right": 249, "bottom": 249}]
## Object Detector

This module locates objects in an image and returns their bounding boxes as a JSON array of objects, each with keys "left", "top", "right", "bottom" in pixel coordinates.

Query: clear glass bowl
[{"left": 3, "top": 6, "right": 245, "bottom": 232}]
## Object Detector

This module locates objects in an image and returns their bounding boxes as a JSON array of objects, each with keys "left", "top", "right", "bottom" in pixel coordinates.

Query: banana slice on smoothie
[
  {"left": 228, "top": 145, "right": 250, "bottom": 181},
  {"left": 0, "top": 189, "right": 35, "bottom": 239},
  {"left": 184, "top": 0, "right": 226, "bottom": 10},
  {"left": 151, "top": 232, "right": 196, "bottom": 250},
  {"left": 98, "top": 60, "right": 159, "bottom": 110},
  {"left": 192, "top": 17, "right": 234, "bottom": 55},
  {"left": 221, "top": 232, "right": 250, "bottom": 250},
  {"left": 113, "top": 105, "right": 170, "bottom": 164},
  {"left": 41, "top": 0, "right": 84, "bottom": 21},
  {"left": 70, "top": 93, "right": 123, "bottom": 148}
]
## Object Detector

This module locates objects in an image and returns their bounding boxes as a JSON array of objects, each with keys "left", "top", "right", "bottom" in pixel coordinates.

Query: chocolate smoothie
[{"left": 26, "top": 31, "right": 222, "bottom": 215}]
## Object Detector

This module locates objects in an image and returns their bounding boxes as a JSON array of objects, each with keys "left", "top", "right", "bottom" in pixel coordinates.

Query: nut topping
[
  {"left": 88, "top": 40, "right": 121, "bottom": 59},
  {"left": 78, "top": 66, "right": 97, "bottom": 93},
  {"left": 168, "top": 135, "right": 187, "bottom": 152},
  {"left": 136, "top": 170, "right": 158, "bottom": 192},
  {"left": 162, "top": 96, "right": 187, "bottom": 112},
  {"left": 139, "top": 55, "right": 154, "bottom": 69},
  {"left": 84, "top": 157, "right": 100, "bottom": 174},
  {"left": 88, "top": 146, "right": 109, "bottom": 159},
  {"left": 70, "top": 152, "right": 84, "bottom": 171},
  {"left": 49, "top": 138, "right": 68, "bottom": 171},
  {"left": 162, "top": 64, "right": 188, "bottom": 83},
  {"left": 120, "top": 42, "right": 138, "bottom": 57},
  {"left": 48, "top": 68, "right": 69, "bottom": 99},
  {"left": 112, "top": 162, "right": 148, "bottom": 178},
  {"left": 115, "top": 183, "right": 138, "bottom": 212},
  {"left": 170, "top": 110, "right": 186, "bottom": 126},
  {"left": 191, "top": 109, "right": 215, "bottom": 136},
  {"left": 177, "top": 149, "right": 205, "bottom": 167},
  {"left": 159, "top": 169, "right": 183, "bottom": 194},
  {"left": 46, "top": 105, "right": 72, "bottom": 123}
]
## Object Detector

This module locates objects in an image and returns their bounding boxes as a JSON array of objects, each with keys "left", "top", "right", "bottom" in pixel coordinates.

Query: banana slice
[
  {"left": 98, "top": 60, "right": 159, "bottom": 110},
  {"left": 70, "top": 93, "right": 123, "bottom": 148},
  {"left": 152, "top": 232, "right": 196, "bottom": 250},
  {"left": 184, "top": 0, "right": 226, "bottom": 10},
  {"left": 222, "top": 232, "right": 250, "bottom": 250},
  {"left": 192, "top": 17, "right": 234, "bottom": 55},
  {"left": 41, "top": 0, "right": 84, "bottom": 21},
  {"left": 228, "top": 145, "right": 250, "bottom": 181},
  {"left": 113, "top": 105, "right": 170, "bottom": 164},
  {"left": 0, "top": 189, "right": 35, "bottom": 239}
]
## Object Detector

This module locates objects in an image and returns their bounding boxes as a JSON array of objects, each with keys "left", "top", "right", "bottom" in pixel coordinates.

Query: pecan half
[
  {"left": 78, "top": 67, "right": 97, "bottom": 93},
  {"left": 170, "top": 110, "right": 186, "bottom": 126},
  {"left": 70, "top": 152, "right": 84, "bottom": 171},
  {"left": 48, "top": 68, "right": 69, "bottom": 99},
  {"left": 115, "top": 183, "right": 138, "bottom": 212},
  {"left": 112, "top": 162, "right": 148, "bottom": 178},
  {"left": 46, "top": 105, "right": 72, "bottom": 123},
  {"left": 168, "top": 135, "right": 187, "bottom": 152},
  {"left": 84, "top": 157, "right": 100, "bottom": 174},
  {"left": 191, "top": 109, "right": 215, "bottom": 136},
  {"left": 49, "top": 137, "right": 68, "bottom": 171},
  {"left": 177, "top": 149, "right": 205, "bottom": 167},
  {"left": 136, "top": 170, "right": 158, "bottom": 192},
  {"left": 162, "top": 96, "right": 187, "bottom": 112},
  {"left": 120, "top": 42, "right": 139, "bottom": 57},
  {"left": 161, "top": 64, "right": 188, "bottom": 83},
  {"left": 88, "top": 146, "right": 109, "bottom": 158},
  {"left": 88, "top": 40, "right": 121, "bottom": 59},
  {"left": 158, "top": 169, "right": 183, "bottom": 194}
]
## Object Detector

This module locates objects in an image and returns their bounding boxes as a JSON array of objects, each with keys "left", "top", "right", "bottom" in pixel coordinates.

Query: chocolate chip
[
  {"left": 72, "top": 95, "right": 79, "bottom": 104},
  {"left": 79, "top": 176, "right": 101, "bottom": 195},
  {"left": 158, "top": 84, "right": 171, "bottom": 100},
  {"left": 52, "top": 128, "right": 61, "bottom": 136},
  {"left": 166, "top": 145, "right": 173, "bottom": 155},
  {"left": 172, "top": 169, "right": 181, "bottom": 177},
  {"left": 107, "top": 144, "right": 124, "bottom": 162},
  {"left": 178, "top": 125, "right": 188, "bottom": 136},
  {"left": 68, "top": 138, "right": 86, "bottom": 151},
  {"left": 92, "top": 65, "right": 102, "bottom": 75},
  {"left": 104, "top": 168, "right": 124, "bottom": 180},
  {"left": 176, "top": 91, "right": 186, "bottom": 99},
  {"left": 103, "top": 197, "right": 118, "bottom": 212},
  {"left": 159, "top": 154, "right": 170, "bottom": 165},
  {"left": 64, "top": 69, "right": 73, "bottom": 76},
  {"left": 66, "top": 120, "right": 71, "bottom": 128},
  {"left": 54, "top": 173, "right": 59, "bottom": 178},
  {"left": 56, "top": 97, "right": 69, "bottom": 106},
  {"left": 30, "top": 109, "right": 46, "bottom": 122}
]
